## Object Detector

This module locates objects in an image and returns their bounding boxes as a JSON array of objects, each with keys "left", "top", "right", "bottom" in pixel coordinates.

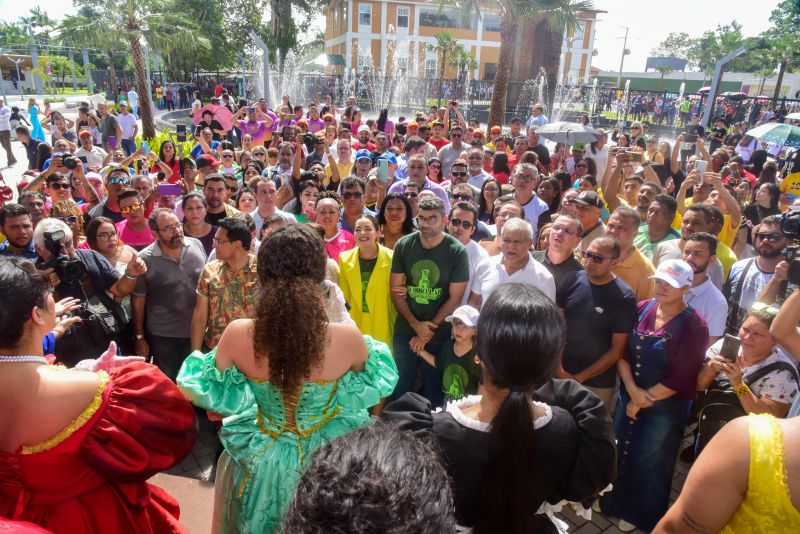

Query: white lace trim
[{"left": 443, "top": 395, "right": 553, "bottom": 431}]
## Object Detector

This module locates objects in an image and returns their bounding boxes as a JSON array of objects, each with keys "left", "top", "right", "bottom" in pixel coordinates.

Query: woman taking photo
[
  {"left": 383, "top": 284, "right": 616, "bottom": 533},
  {"left": 744, "top": 183, "right": 780, "bottom": 231},
  {"left": 177, "top": 225, "right": 398, "bottom": 533},
  {"left": 338, "top": 214, "right": 396, "bottom": 347},
  {"left": 152, "top": 140, "right": 181, "bottom": 183},
  {"left": 292, "top": 180, "right": 320, "bottom": 223},
  {"left": 0, "top": 256, "right": 196, "bottom": 532},
  {"left": 585, "top": 129, "right": 609, "bottom": 178},
  {"left": 181, "top": 191, "right": 217, "bottom": 256},
  {"left": 478, "top": 179, "right": 501, "bottom": 224},
  {"left": 377, "top": 192, "right": 414, "bottom": 250},
  {"left": 601, "top": 259, "right": 708, "bottom": 532}
]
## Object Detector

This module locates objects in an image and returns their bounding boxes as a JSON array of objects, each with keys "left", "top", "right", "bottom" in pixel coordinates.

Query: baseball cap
[
  {"left": 119, "top": 101, "right": 128, "bottom": 107},
  {"left": 572, "top": 142, "right": 586, "bottom": 151},
  {"left": 357, "top": 124, "right": 370, "bottom": 134},
  {"left": 445, "top": 305, "right": 480, "bottom": 327},
  {"left": 196, "top": 154, "right": 221, "bottom": 169},
  {"left": 78, "top": 130, "right": 92, "bottom": 139},
  {"left": 85, "top": 172, "right": 103, "bottom": 184},
  {"left": 378, "top": 152, "right": 397, "bottom": 165},
  {"left": 323, "top": 113, "right": 335, "bottom": 121},
  {"left": 651, "top": 259, "right": 693, "bottom": 289},
  {"left": 574, "top": 191, "right": 603, "bottom": 208},
  {"left": 101, "top": 164, "right": 131, "bottom": 179},
  {"left": 355, "top": 149, "right": 372, "bottom": 161},
  {"left": 407, "top": 121, "right": 418, "bottom": 128},
  {"left": 490, "top": 125, "right": 503, "bottom": 134}
]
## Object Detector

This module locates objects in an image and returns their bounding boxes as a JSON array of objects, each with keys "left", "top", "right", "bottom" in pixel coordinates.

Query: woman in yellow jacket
[{"left": 338, "top": 214, "right": 396, "bottom": 347}]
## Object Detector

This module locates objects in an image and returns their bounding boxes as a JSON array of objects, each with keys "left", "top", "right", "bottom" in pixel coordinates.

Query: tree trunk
[
  {"left": 127, "top": 34, "right": 156, "bottom": 139},
  {"left": 439, "top": 51, "right": 447, "bottom": 108},
  {"left": 107, "top": 51, "right": 118, "bottom": 102},
  {"left": 489, "top": 16, "right": 517, "bottom": 127},
  {"left": 773, "top": 60, "right": 786, "bottom": 102},
  {"left": 542, "top": 28, "right": 563, "bottom": 120}
]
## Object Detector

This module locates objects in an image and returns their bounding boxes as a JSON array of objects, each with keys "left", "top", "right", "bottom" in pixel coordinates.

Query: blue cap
[
  {"left": 355, "top": 149, "right": 372, "bottom": 161},
  {"left": 378, "top": 152, "right": 397, "bottom": 165}
]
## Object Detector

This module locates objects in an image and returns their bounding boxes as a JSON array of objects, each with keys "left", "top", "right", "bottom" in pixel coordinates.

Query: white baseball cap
[
  {"left": 651, "top": 259, "right": 693, "bottom": 289},
  {"left": 357, "top": 124, "right": 371, "bottom": 134},
  {"left": 445, "top": 305, "right": 480, "bottom": 327}
]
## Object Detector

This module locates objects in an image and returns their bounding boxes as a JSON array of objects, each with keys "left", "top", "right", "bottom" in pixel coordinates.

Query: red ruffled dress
[{"left": 0, "top": 363, "right": 198, "bottom": 533}]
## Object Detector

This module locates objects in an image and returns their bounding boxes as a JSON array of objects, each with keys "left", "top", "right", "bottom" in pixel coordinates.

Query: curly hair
[
  {"left": 49, "top": 200, "right": 85, "bottom": 238},
  {"left": 253, "top": 224, "right": 328, "bottom": 393},
  {"left": 284, "top": 423, "right": 454, "bottom": 533}
]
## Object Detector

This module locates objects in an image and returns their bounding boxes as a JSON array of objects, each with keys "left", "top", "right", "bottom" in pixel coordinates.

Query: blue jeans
[
  {"left": 121, "top": 138, "right": 136, "bottom": 156},
  {"left": 393, "top": 332, "right": 444, "bottom": 407}
]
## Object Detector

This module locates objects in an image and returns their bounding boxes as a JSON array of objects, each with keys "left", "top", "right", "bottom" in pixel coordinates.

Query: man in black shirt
[
  {"left": 708, "top": 118, "right": 727, "bottom": 154},
  {"left": 526, "top": 126, "right": 551, "bottom": 167},
  {"left": 532, "top": 214, "right": 583, "bottom": 287},
  {"left": 197, "top": 110, "right": 226, "bottom": 141},
  {"left": 556, "top": 236, "right": 637, "bottom": 409}
]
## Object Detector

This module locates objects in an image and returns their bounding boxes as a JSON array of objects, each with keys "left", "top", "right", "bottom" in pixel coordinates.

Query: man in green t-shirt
[{"left": 391, "top": 196, "right": 470, "bottom": 406}]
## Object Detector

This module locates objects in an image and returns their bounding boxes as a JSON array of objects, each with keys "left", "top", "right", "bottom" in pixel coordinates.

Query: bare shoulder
[
  {"left": 37, "top": 366, "right": 105, "bottom": 415},
  {"left": 327, "top": 323, "right": 368, "bottom": 364}
]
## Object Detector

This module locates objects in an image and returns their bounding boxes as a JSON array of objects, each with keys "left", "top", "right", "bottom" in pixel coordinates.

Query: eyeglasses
[
  {"left": 514, "top": 174, "right": 536, "bottom": 183},
  {"left": 450, "top": 133, "right": 462, "bottom": 137},
  {"left": 55, "top": 215, "right": 78, "bottom": 224},
  {"left": 158, "top": 223, "right": 182, "bottom": 234},
  {"left": 750, "top": 301, "right": 780, "bottom": 316},
  {"left": 582, "top": 250, "right": 609, "bottom": 263},
  {"left": 342, "top": 191, "right": 362, "bottom": 200},
  {"left": 49, "top": 182, "right": 72, "bottom": 190},
  {"left": 552, "top": 224, "right": 577, "bottom": 236},
  {"left": 413, "top": 214, "right": 440, "bottom": 227},
  {"left": 404, "top": 191, "right": 419, "bottom": 198},
  {"left": 631, "top": 127, "right": 641, "bottom": 130},
  {"left": 97, "top": 231, "right": 117, "bottom": 241},
  {"left": 120, "top": 202, "right": 142, "bottom": 215},
  {"left": 452, "top": 194, "right": 473, "bottom": 202},
  {"left": 430, "top": 164, "right": 441, "bottom": 169},
  {"left": 451, "top": 171, "right": 468, "bottom": 177},
  {"left": 226, "top": 185, "right": 238, "bottom": 192},
  {"left": 755, "top": 233, "right": 782, "bottom": 243},
  {"left": 253, "top": 152, "right": 266, "bottom": 157},
  {"left": 222, "top": 153, "right": 234, "bottom": 158},
  {"left": 212, "top": 237, "right": 232, "bottom": 245},
  {"left": 450, "top": 218, "right": 473, "bottom": 230},
  {"left": 575, "top": 164, "right": 587, "bottom": 169},
  {"left": 109, "top": 176, "right": 131, "bottom": 186}
]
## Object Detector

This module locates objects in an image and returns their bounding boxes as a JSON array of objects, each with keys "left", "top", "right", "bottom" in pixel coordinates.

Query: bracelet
[
  {"left": 733, "top": 383, "right": 751, "bottom": 397},
  {"left": 124, "top": 272, "right": 137, "bottom": 280}
]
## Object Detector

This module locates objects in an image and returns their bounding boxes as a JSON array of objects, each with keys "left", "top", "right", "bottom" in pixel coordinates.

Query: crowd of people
[{"left": 1, "top": 88, "right": 800, "bottom": 534}]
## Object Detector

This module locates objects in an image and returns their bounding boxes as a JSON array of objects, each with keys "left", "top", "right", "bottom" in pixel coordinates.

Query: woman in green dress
[{"left": 177, "top": 224, "right": 398, "bottom": 533}]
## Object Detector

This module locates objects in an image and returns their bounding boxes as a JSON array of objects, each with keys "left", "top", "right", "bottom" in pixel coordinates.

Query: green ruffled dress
[{"left": 176, "top": 336, "right": 399, "bottom": 533}]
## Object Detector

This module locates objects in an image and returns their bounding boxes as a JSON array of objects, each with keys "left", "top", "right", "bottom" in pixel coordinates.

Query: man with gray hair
[
  {"left": 511, "top": 162, "right": 550, "bottom": 237},
  {"left": 468, "top": 217, "right": 555, "bottom": 309},
  {"left": 391, "top": 196, "right": 470, "bottom": 406}
]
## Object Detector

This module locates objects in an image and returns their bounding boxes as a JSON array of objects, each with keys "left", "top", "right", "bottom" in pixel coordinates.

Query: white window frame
[
  {"left": 425, "top": 58, "right": 437, "bottom": 78},
  {"left": 397, "top": 7, "right": 409, "bottom": 28},
  {"left": 396, "top": 57, "right": 408, "bottom": 70},
  {"left": 359, "top": 4, "right": 372, "bottom": 26}
]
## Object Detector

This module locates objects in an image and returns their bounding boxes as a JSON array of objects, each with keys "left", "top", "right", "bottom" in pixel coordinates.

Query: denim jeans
[
  {"left": 392, "top": 332, "right": 444, "bottom": 407},
  {"left": 121, "top": 138, "right": 137, "bottom": 156}
]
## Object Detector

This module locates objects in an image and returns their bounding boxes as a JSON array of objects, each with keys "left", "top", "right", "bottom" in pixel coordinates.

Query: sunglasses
[
  {"left": 450, "top": 133, "right": 462, "bottom": 137},
  {"left": 120, "top": 202, "right": 142, "bottom": 215},
  {"left": 755, "top": 233, "right": 782, "bottom": 243},
  {"left": 56, "top": 215, "right": 78, "bottom": 224},
  {"left": 253, "top": 152, "right": 266, "bottom": 157},
  {"left": 226, "top": 185, "right": 238, "bottom": 192},
  {"left": 450, "top": 218, "right": 473, "bottom": 230},
  {"left": 342, "top": 191, "right": 362, "bottom": 200},
  {"left": 109, "top": 176, "right": 131, "bottom": 186},
  {"left": 582, "top": 250, "right": 609, "bottom": 264},
  {"left": 49, "top": 182, "right": 72, "bottom": 190},
  {"left": 750, "top": 301, "right": 780, "bottom": 316},
  {"left": 452, "top": 194, "right": 472, "bottom": 202},
  {"left": 222, "top": 154, "right": 234, "bottom": 158},
  {"left": 451, "top": 171, "right": 468, "bottom": 177}
]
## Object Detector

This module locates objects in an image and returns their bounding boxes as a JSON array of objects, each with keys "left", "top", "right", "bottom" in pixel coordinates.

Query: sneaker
[{"left": 618, "top": 519, "right": 637, "bottom": 532}]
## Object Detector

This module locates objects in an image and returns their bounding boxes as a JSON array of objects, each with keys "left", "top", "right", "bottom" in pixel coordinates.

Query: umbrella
[
  {"left": 722, "top": 91, "right": 747, "bottom": 99},
  {"left": 785, "top": 112, "right": 800, "bottom": 121},
  {"left": 535, "top": 122, "right": 602, "bottom": 145},
  {"left": 745, "top": 123, "right": 800, "bottom": 148},
  {"left": 697, "top": 87, "right": 711, "bottom": 93},
  {"left": 193, "top": 104, "right": 234, "bottom": 131}
]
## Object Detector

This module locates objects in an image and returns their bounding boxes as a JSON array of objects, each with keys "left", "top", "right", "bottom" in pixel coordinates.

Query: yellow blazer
[{"left": 338, "top": 245, "right": 396, "bottom": 347}]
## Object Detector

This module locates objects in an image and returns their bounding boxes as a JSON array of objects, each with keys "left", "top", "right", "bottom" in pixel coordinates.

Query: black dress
[{"left": 382, "top": 380, "right": 616, "bottom": 530}]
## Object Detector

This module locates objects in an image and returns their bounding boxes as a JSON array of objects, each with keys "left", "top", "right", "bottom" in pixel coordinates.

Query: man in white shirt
[
  {"left": 682, "top": 232, "right": 728, "bottom": 347},
  {"left": 447, "top": 201, "right": 488, "bottom": 305},
  {"left": 511, "top": 162, "right": 550, "bottom": 238},
  {"left": 0, "top": 98, "right": 15, "bottom": 166},
  {"left": 127, "top": 88, "right": 139, "bottom": 118},
  {"left": 437, "top": 125, "right": 466, "bottom": 177},
  {"left": 75, "top": 130, "right": 109, "bottom": 169},
  {"left": 115, "top": 102, "right": 138, "bottom": 156},
  {"left": 466, "top": 148, "right": 492, "bottom": 189},
  {"left": 250, "top": 177, "right": 294, "bottom": 236},
  {"left": 468, "top": 218, "right": 555, "bottom": 308}
]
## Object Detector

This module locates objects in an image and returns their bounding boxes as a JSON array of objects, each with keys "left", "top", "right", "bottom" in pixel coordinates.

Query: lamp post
[
  {"left": 701, "top": 45, "right": 747, "bottom": 128},
  {"left": 616, "top": 26, "right": 629, "bottom": 89},
  {"left": 12, "top": 59, "right": 24, "bottom": 101}
]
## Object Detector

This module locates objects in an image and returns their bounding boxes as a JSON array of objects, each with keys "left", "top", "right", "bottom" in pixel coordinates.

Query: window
[
  {"left": 358, "top": 54, "right": 373, "bottom": 72},
  {"left": 419, "top": 7, "right": 476, "bottom": 29},
  {"left": 396, "top": 57, "right": 408, "bottom": 70},
  {"left": 397, "top": 7, "right": 409, "bottom": 28},
  {"left": 482, "top": 14, "right": 501, "bottom": 32},
  {"left": 483, "top": 63, "right": 497, "bottom": 81},
  {"left": 570, "top": 22, "right": 585, "bottom": 47},
  {"left": 425, "top": 58, "right": 437, "bottom": 78},
  {"left": 359, "top": 4, "right": 372, "bottom": 26}
]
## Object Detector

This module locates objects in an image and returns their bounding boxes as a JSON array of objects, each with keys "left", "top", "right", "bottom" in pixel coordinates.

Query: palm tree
[
  {"left": 449, "top": 47, "right": 479, "bottom": 100},
  {"left": 20, "top": 7, "right": 55, "bottom": 44},
  {"left": 428, "top": 31, "right": 461, "bottom": 107},
  {"left": 60, "top": 0, "right": 208, "bottom": 139},
  {"left": 456, "top": 0, "right": 591, "bottom": 126},
  {"left": 59, "top": 13, "right": 126, "bottom": 101},
  {"left": 655, "top": 65, "right": 673, "bottom": 91}
]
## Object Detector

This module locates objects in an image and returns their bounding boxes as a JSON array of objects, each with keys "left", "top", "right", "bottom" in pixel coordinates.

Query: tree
[
  {"left": 428, "top": 31, "right": 461, "bottom": 107},
  {"left": 0, "top": 21, "right": 28, "bottom": 49},
  {"left": 449, "top": 46, "right": 478, "bottom": 99},
  {"left": 766, "top": 0, "right": 800, "bottom": 100},
  {"left": 650, "top": 33, "right": 693, "bottom": 60},
  {"left": 40, "top": 55, "right": 82, "bottom": 93},
  {"left": 455, "top": 0, "right": 591, "bottom": 127},
  {"left": 655, "top": 65, "right": 673, "bottom": 90},
  {"left": 19, "top": 7, "right": 56, "bottom": 45}
]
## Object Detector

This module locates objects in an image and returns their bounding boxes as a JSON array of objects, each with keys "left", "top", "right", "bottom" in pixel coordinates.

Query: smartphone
[
  {"left": 719, "top": 334, "right": 741, "bottom": 361},
  {"left": 377, "top": 159, "right": 389, "bottom": 183},
  {"left": 157, "top": 184, "right": 182, "bottom": 196},
  {"left": 108, "top": 135, "right": 117, "bottom": 150},
  {"left": 683, "top": 133, "right": 698, "bottom": 143},
  {"left": 247, "top": 106, "right": 256, "bottom": 113},
  {"left": 694, "top": 160, "right": 708, "bottom": 183},
  {"left": 629, "top": 152, "right": 643, "bottom": 163},
  {"left": 176, "top": 124, "right": 187, "bottom": 143},
  {"left": 140, "top": 140, "right": 149, "bottom": 156},
  {"left": 77, "top": 156, "right": 88, "bottom": 164}
]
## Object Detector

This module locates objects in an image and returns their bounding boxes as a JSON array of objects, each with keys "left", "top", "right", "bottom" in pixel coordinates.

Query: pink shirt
[
  {"left": 115, "top": 220, "right": 154, "bottom": 251},
  {"left": 307, "top": 118, "right": 325, "bottom": 133},
  {"left": 324, "top": 229, "right": 356, "bottom": 262}
]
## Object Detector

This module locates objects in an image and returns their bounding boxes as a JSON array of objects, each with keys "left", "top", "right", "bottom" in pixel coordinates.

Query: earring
[{"left": 473, "top": 355, "right": 480, "bottom": 365}]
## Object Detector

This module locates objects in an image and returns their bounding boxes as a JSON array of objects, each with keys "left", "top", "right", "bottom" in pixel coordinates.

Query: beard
[{"left": 758, "top": 246, "right": 783, "bottom": 259}]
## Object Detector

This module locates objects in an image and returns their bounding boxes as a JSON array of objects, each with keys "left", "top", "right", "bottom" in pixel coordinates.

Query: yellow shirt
[
  {"left": 779, "top": 172, "right": 800, "bottom": 209},
  {"left": 613, "top": 247, "right": 655, "bottom": 302},
  {"left": 716, "top": 241, "right": 738, "bottom": 283},
  {"left": 682, "top": 199, "right": 738, "bottom": 248},
  {"left": 721, "top": 414, "right": 800, "bottom": 533},
  {"left": 324, "top": 160, "right": 353, "bottom": 187}
]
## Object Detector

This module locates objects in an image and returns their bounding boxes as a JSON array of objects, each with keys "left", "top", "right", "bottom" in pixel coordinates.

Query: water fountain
[{"left": 588, "top": 78, "right": 598, "bottom": 122}]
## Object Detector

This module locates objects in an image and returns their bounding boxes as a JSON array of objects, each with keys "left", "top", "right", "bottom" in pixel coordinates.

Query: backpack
[{"left": 697, "top": 360, "right": 800, "bottom": 452}]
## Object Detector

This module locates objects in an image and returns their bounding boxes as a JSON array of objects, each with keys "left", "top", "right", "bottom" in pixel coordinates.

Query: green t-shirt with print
[
  {"left": 436, "top": 339, "right": 480, "bottom": 399},
  {"left": 358, "top": 255, "right": 377, "bottom": 313}
]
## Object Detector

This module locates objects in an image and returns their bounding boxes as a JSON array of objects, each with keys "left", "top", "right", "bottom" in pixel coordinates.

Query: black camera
[
  {"left": 302, "top": 132, "right": 316, "bottom": 151},
  {"left": 780, "top": 212, "right": 800, "bottom": 286},
  {"left": 41, "top": 230, "right": 86, "bottom": 283},
  {"left": 61, "top": 153, "right": 80, "bottom": 170}
]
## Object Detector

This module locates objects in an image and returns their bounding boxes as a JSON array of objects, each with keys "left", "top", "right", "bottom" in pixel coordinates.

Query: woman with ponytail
[
  {"left": 383, "top": 283, "right": 616, "bottom": 533},
  {"left": 177, "top": 224, "right": 398, "bottom": 533}
]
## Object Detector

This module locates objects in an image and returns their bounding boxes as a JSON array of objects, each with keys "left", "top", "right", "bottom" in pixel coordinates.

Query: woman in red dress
[{"left": 0, "top": 257, "right": 197, "bottom": 533}]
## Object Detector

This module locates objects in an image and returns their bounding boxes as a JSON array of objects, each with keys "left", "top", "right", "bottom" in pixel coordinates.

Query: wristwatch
[{"left": 134, "top": 334, "right": 145, "bottom": 341}]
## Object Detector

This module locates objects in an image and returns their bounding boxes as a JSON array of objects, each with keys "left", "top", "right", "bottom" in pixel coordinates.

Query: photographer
[{"left": 32, "top": 218, "right": 146, "bottom": 365}]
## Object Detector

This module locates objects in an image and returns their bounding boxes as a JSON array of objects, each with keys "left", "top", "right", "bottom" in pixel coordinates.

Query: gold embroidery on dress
[{"left": 20, "top": 371, "right": 110, "bottom": 455}]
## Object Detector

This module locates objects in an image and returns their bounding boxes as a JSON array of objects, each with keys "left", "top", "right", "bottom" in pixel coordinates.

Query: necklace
[{"left": 0, "top": 355, "right": 48, "bottom": 364}]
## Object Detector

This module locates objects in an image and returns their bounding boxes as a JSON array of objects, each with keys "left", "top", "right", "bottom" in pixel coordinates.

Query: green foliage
[
  {"left": 44, "top": 97, "right": 66, "bottom": 103},
  {"left": 135, "top": 128, "right": 193, "bottom": 157}
]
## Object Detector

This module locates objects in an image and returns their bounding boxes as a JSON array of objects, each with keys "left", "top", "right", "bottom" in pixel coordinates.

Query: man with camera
[{"left": 32, "top": 218, "right": 146, "bottom": 365}]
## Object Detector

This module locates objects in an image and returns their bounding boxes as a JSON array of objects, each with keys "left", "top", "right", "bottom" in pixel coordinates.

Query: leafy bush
[
  {"left": 135, "top": 128, "right": 193, "bottom": 158},
  {"left": 44, "top": 97, "right": 66, "bottom": 103}
]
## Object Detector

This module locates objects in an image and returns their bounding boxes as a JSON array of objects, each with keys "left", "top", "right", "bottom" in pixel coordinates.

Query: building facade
[{"left": 324, "top": 0, "right": 601, "bottom": 84}]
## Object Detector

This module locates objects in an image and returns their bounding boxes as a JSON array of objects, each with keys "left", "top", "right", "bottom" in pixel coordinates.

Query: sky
[{"left": 1, "top": 0, "right": 782, "bottom": 74}]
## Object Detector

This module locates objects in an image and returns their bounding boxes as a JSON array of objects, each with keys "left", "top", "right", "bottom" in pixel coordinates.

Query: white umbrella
[
  {"left": 785, "top": 112, "right": 800, "bottom": 121},
  {"left": 534, "top": 121, "right": 602, "bottom": 145}
]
